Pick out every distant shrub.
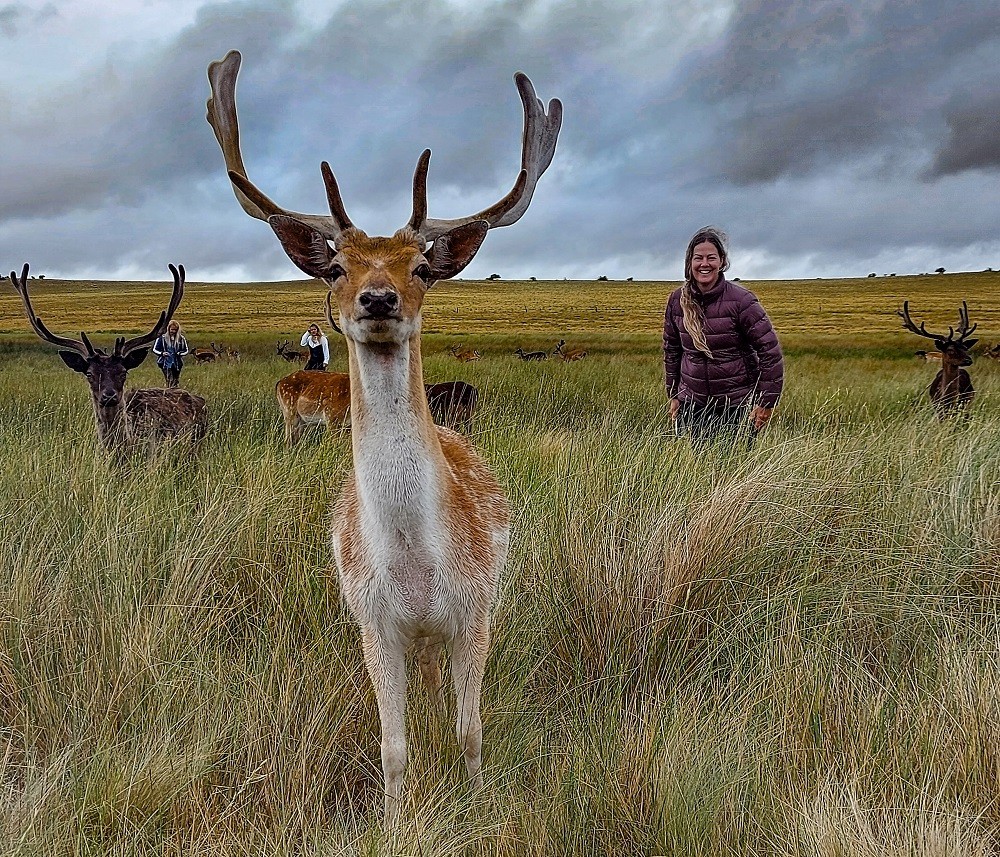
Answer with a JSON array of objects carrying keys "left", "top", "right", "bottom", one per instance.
[
  {"left": 935, "top": 267, "right": 945, "bottom": 274},
  {"left": 597, "top": 275, "right": 608, "bottom": 281},
  {"left": 868, "top": 272, "right": 876, "bottom": 278},
  {"left": 529, "top": 276, "right": 537, "bottom": 281},
  {"left": 626, "top": 277, "right": 633, "bottom": 282},
  {"left": 488, "top": 273, "right": 501, "bottom": 280}
]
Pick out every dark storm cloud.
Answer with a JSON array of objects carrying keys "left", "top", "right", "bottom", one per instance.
[
  {"left": 4, "top": 0, "right": 1000, "bottom": 281},
  {"left": 681, "top": 0, "right": 1000, "bottom": 185}
]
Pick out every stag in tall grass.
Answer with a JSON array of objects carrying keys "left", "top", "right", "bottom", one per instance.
[
  {"left": 8, "top": 263, "right": 207, "bottom": 455},
  {"left": 898, "top": 300, "right": 978, "bottom": 418},
  {"left": 208, "top": 48, "right": 560, "bottom": 821}
]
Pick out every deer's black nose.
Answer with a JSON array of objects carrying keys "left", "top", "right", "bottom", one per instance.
[{"left": 359, "top": 290, "right": 399, "bottom": 318}]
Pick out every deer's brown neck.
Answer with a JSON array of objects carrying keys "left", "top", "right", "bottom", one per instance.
[{"left": 93, "top": 398, "right": 128, "bottom": 447}]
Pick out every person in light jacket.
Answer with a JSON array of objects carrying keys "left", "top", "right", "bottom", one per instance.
[
  {"left": 300, "top": 324, "right": 329, "bottom": 371},
  {"left": 152, "top": 320, "right": 189, "bottom": 388},
  {"left": 663, "top": 226, "right": 783, "bottom": 448}
]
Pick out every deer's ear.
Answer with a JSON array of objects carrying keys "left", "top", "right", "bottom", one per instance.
[
  {"left": 964, "top": 338, "right": 979, "bottom": 349},
  {"left": 268, "top": 215, "right": 338, "bottom": 280},
  {"left": 58, "top": 351, "right": 89, "bottom": 373},
  {"left": 121, "top": 348, "right": 150, "bottom": 370},
  {"left": 426, "top": 221, "right": 489, "bottom": 281}
]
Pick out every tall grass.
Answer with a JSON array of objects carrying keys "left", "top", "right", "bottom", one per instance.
[{"left": 0, "top": 338, "right": 998, "bottom": 855}]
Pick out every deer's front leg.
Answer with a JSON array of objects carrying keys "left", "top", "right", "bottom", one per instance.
[
  {"left": 361, "top": 627, "right": 408, "bottom": 823},
  {"left": 450, "top": 619, "right": 490, "bottom": 788}
]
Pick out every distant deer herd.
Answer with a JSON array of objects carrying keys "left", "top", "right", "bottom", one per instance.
[{"left": 3, "top": 46, "right": 996, "bottom": 829}]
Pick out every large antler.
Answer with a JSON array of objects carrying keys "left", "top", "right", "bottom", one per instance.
[
  {"left": 8, "top": 263, "right": 94, "bottom": 356},
  {"left": 207, "top": 51, "right": 561, "bottom": 245},
  {"left": 407, "top": 72, "right": 562, "bottom": 241},
  {"left": 8, "top": 263, "right": 185, "bottom": 358},
  {"left": 116, "top": 264, "right": 186, "bottom": 357},
  {"left": 206, "top": 50, "right": 352, "bottom": 242},
  {"left": 898, "top": 301, "right": 948, "bottom": 342},
  {"left": 899, "top": 300, "right": 978, "bottom": 346}
]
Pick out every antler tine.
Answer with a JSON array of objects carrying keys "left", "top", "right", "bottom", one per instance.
[
  {"left": 957, "top": 300, "right": 978, "bottom": 340},
  {"left": 415, "top": 72, "right": 562, "bottom": 241},
  {"left": 325, "top": 290, "right": 343, "bottom": 335},
  {"left": 898, "top": 301, "right": 939, "bottom": 341},
  {"left": 207, "top": 50, "right": 348, "bottom": 242},
  {"left": 120, "top": 263, "right": 186, "bottom": 356},
  {"left": 8, "top": 263, "right": 91, "bottom": 355}
]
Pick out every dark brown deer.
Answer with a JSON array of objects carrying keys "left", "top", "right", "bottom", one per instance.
[
  {"left": 985, "top": 343, "right": 1000, "bottom": 362},
  {"left": 514, "top": 346, "right": 547, "bottom": 361},
  {"left": 424, "top": 381, "right": 479, "bottom": 430},
  {"left": 276, "top": 340, "right": 305, "bottom": 362},
  {"left": 898, "top": 300, "right": 978, "bottom": 418},
  {"left": 8, "top": 263, "right": 208, "bottom": 453},
  {"left": 207, "top": 48, "right": 560, "bottom": 822}
]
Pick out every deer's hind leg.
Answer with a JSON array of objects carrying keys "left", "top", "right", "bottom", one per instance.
[{"left": 413, "top": 635, "right": 445, "bottom": 711}]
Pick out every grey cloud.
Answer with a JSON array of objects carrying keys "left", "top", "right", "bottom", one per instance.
[
  {"left": 928, "top": 93, "right": 1000, "bottom": 176},
  {"left": 0, "top": 2, "right": 56, "bottom": 37}
]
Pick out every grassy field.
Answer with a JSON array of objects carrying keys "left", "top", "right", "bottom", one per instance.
[{"left": 0, "top": 275, "right": 998, "bottom": 855}]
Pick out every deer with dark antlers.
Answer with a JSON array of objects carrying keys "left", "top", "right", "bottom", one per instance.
[
  {"left": 207, "top": 49, "right": 560, "bottom": 822},
  {"left": 898, "top": 300, "right": 978, "bottom": 418},
  {"left": 8, "top": 263, "right": 208, "bottom": 454}
]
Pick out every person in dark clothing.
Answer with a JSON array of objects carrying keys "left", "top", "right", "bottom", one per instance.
[
  {"left": 663, "top": 227, "right": 784, "bottom": 448},
  {"left": 152, "top": 320, "right": 189, "bottom": 388},
  {"left": 300, "top": 323, "right": 330, "bottom": 371}
]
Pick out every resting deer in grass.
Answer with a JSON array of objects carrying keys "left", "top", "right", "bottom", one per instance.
[
  {"left": 552, "top": 339, "right": 587, "bottom": 361},
  {"left": 986, "top": 343, "right": 1000, "bottom": 362},
  {"left": 192, "top": 343, "right": 219, "bottom": 363},
  {"left": 514, "top": 346, "right": 547, "bottom": 361},
  {"left": 898, "top": 300, "right": 977, "bottom": 418},
  {"left": 207, "top": 49, "right": 560, "bottom": 820},
  {"left": 449, "top": 344, "right": 481, "bottom": 362},
  {"left": 8, "top": 263, "right": 207, "bottom": 454}
]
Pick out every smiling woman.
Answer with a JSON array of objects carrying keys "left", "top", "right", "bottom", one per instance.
[{"left": 663, "top": 226, "right": 784, "bottom": 449}]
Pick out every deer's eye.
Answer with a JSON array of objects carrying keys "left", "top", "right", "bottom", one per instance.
[
  {"left": 327, "top": 264, "right": 346, "bottom": 281},
  {"left": 414, "top": 263, "right": 432, "bottom": 282}
]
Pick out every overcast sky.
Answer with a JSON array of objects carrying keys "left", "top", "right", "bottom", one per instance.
[{"left": 2, "top": 0, "right": 999, "bottom": 282}]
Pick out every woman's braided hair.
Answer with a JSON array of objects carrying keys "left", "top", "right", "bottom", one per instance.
[{"left": 679, "top": 226, "right": 729, "bottom": 359}]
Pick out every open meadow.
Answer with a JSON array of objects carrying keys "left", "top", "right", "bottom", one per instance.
[{"left": 0, "top": 273, "right": 999, "bottom": 855}]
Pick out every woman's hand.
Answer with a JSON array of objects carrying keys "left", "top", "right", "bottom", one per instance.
[
  {"left": 670, "top": 398, "right": 681, "bottom": 421},
  {"left": 751, "top": 406, "right": 773, "bottom": 430}
]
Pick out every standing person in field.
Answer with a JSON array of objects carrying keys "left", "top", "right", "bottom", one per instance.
[
  {"left": 300, "top": 323, "right": 330, "bottom": 371},
  {"left": 152, "top": 320, "right": 189, "bottom": 388},
  {"left": 663, "top": 226, "right": 784, "bottom": 448}
]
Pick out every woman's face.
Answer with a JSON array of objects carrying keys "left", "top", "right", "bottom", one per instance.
[
  {"left": 691, "top": 241, "right": 722, "bottom": 289},
  {"left": 168, "top": 322, "right": 179, "bottom": 335},
  {"left": 309, "top": 326, "right": 319, "bottom": 337}
]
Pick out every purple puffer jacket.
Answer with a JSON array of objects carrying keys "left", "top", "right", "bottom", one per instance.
[{"left": 663, "top": 278, "right": 784, "bottom": 408}]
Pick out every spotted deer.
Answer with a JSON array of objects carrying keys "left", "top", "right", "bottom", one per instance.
[
  {"left": 449, "top": 344, "right": 481, "bottom": 362},
  {"left": 208, "top": 49, "right": 560, "bottom": 821},
  {"left": 899, "top": 300, "right": 978, "bottom": 418},
  {"left": 552, "top": 339, "right": 587, "bottom": 361},
  {"left": 8, "top": 263, "right": 207, "bottom": 454}
]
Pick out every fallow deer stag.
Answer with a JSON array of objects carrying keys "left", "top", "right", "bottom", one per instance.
[
  {"left": 207, "top": 48, "right": 560, "bottom": 821},
  {"left": 552, "top": 339, "right": 587, "bottom": 361},
  {"left": 276, "top": 340, "right": 305, "bottom": 362},
  {"left": 192, "top": 342, "right": 220, "bottom": 363},
  {"left": 8, "top": 263, "right": 208, "bottom": 454},
  {"left": 898, "top": 300, "right": 978, "bottom": 418}
]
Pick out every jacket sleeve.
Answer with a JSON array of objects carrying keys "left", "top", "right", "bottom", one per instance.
[
  {"left": 738, "top": 296, "right": 783, "bottom": 408},
  {"left": 321, "top": 336, "right": 330, "bottom": 365},
  {"left": 152, "top": 335, "right": 164, "bottom": 356},
  {"left": 178, "top": 336, "right": 189, "bottom": 357},
  {"left": 300, "top": 332, "right": 310, "bottom": 347},
  {"left": 662, "top": 293, "right": 682, "bottom": 398}
]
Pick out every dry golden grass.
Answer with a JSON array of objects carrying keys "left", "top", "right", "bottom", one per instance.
[{"left": 1, "top": 271, "right": 997, "bottom": 344}]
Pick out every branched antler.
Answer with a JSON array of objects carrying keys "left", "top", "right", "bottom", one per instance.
[
  {"left": 8, "top": 263, "right": 185, "bottom": 356},
  {"left": 207, "top": 50, "right": 562, "bottom": 245},
  {"left": 899, "top": 300, "right": 979, "bottom": 347}
]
